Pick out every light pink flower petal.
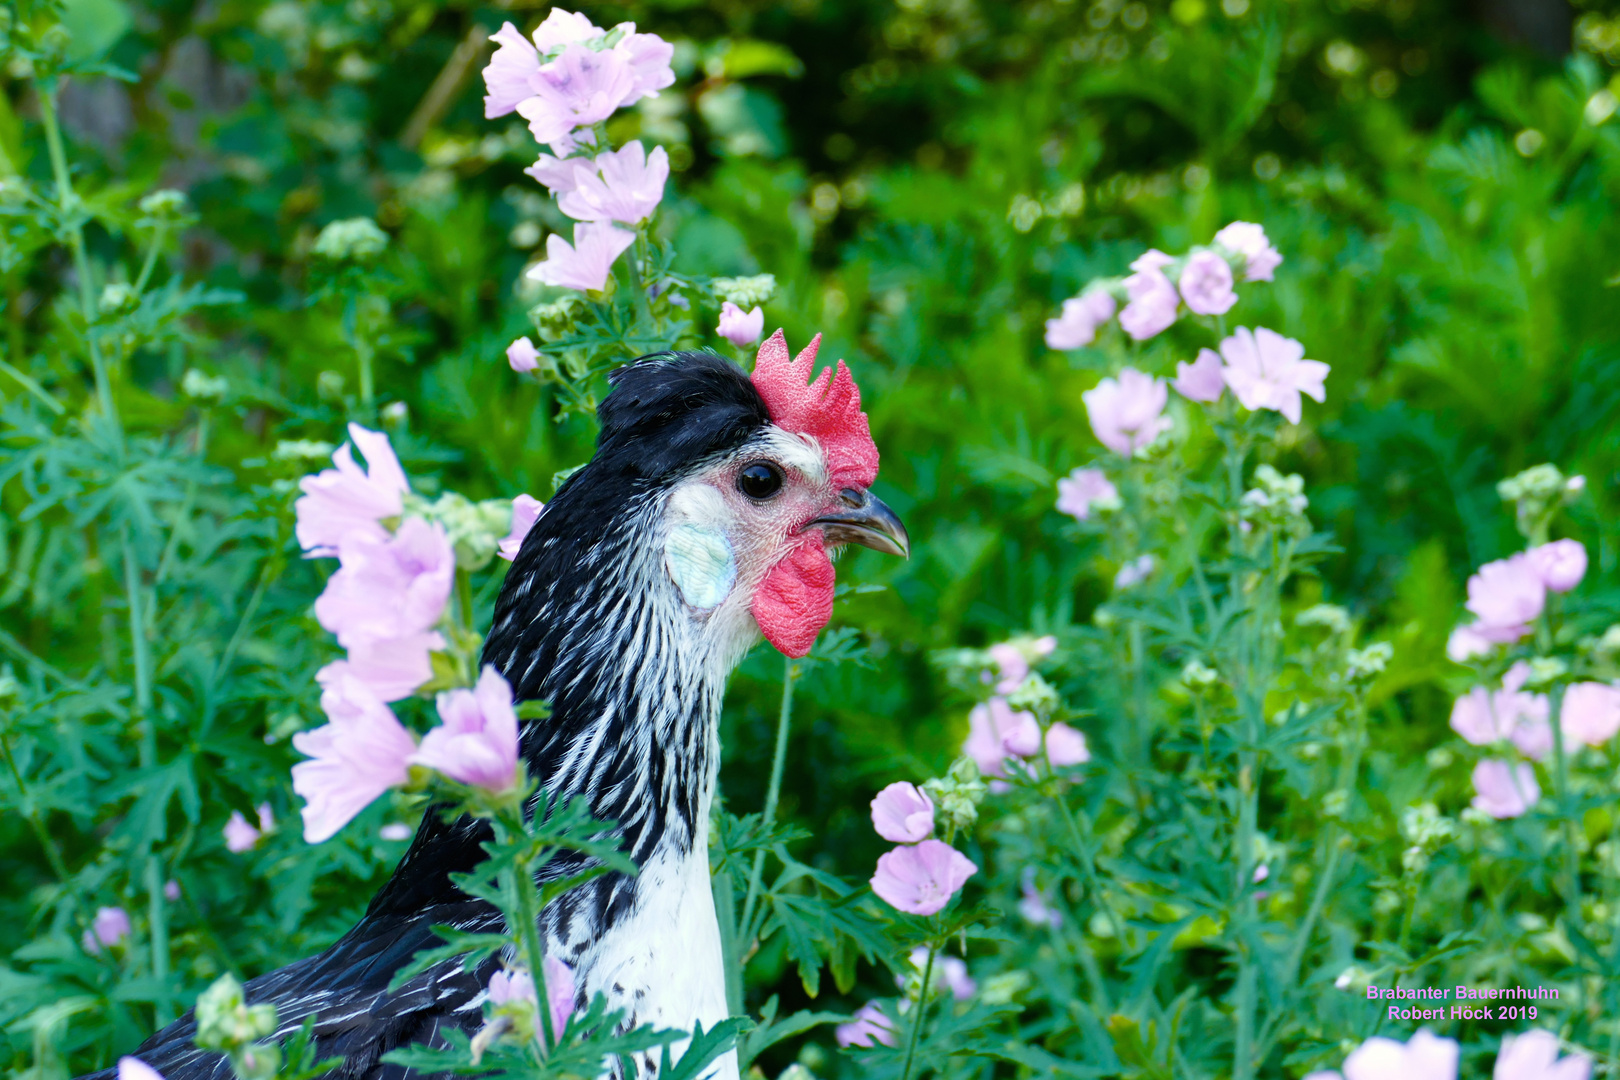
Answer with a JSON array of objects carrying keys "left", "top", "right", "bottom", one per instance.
[
  {"left": 871, "top": 839, "right": 977, "bottom": 915},
  {"left": 1465, "top": 553, "right": 1546, "bottom": 640},
  {"left": 987, "top": 642, "right": 1028, "bottom": 694},
  {"left": 1446, "top": 623, "right": 1495, "bottom": 662},
  {"left": 1526, "top": 539, "right": 1586, "bottom": 593},
  {"left": 294, "top": 425, "right": 409, "bottom": 557},
  {"left": 1118, "top": 269, "right": 1179, "bottom": 340},
  {"left": 507, "top": 336, "right": 540, "bottom": 373},
  {"left": 483, "top": 22, "right": 543, "bottom": 119},
  {"left": 1218, "top": 326, "right": 1327, "bottom": 425},
  {"left": 1045, "top": 722, "right": 1090, "bottom": 767},
  {"left": 716, "top": 301, "right": 765, "bottom": 348},
  {"left": 515, "top": 44, "right": 636, "bottom": 146},
  {"left": 614, "top": 28, "right": 676, "bottom": 103},
  {"left": 557, "top": 142, "right": 669, "bottom": 225},
  {"left": 1174, "top": 348, "right": 1226, "bottom": 403},
  {"left": 1213, "top": 221, "right": 1284, "bottom": 282},
  {"left": 1055, "top": 467, "right": 1117, "bottom": 521},
  {"left": 1344, "top": 1030, "right": 1458, "bottom": 1080},
  {"left": 85, "top": 906, "right": 132, "bottom": 953},
  {"left": 530, "top": 9, "right": 602, "bottom": 52},
  {"left": 223, "top": 811, "right": 260, "bottom": 853},
  {"left": 1083, "top": 367, "right": 1171, "bottom": 455},
  {"left": 498, "top": 494, "right": 545, "bottom": 562},
  {"left": 314, "top": 517, "right": 455, "bottom": 646},
  {"left": 870, "top": 782, "right": 935, "bottom": 843},
  {"left": 119, "top": 1059, "right": 166, "bottom": 1080},
  {"left": 1471, "top": 759, "right": 1540, "bottom": 820},
  {"left": 528, "top": 221, "right": 636, "bottom": 292},
  {"left": 1179, "top": 250, "right": 1238, "bottom": 315},
  {"left": 412, "top": 666, "right": 522, "bottom": 792},
  {"left": 835, "top": 1002, "right": 896, "bottom": 1048},
  {"left": 544, "top": 954, "right": 577, "bottom": 1034},
  {"left": 1045, "top": 290, "right": 1116, "bottom": 349},
  {"left": 1494, "top": 1029, "right": 1590, "bottom": 1080},
  {"left": 292, "top": 672, "right": 418, "bottom": 842},
  {"left": 1561, "top": 682, "right": 1620, "bottom": 747}
]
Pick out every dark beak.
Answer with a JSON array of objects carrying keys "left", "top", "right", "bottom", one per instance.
[{"left": 811, "top": 488, "right": 910, "bottom": 559}]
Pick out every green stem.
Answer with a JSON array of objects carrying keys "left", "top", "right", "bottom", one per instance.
[
  {"left": 134, "top": 223, "right": 168, "bottom": 295},
  {"left": 1550, "top": 686, "right": 1580, "bottom": 923},
  {"left": 1052, "top": 788, "right": 1123, "bottom": 943},
  {"left": 153, "top": 413, "right": 208, "bottom": 595},
  {"left": 457, "top": 567, "right": 475, "bottom": 634},
  {"left": 507, "top": 824, "right": 557, "bottom": 1051},
  {"left": 714, "top": 869, "right": 743, "bottom": 1016},
  {"left": 739, "top": 655, "right": 796, "bottom": 950},
  {"left": 1233, "top": 758, "right": 1258, "bottom": 1080},
  {"left": 210, "top": 562, "right": 272, "bottom": 691},
  {"left": 39, "top": 86, "right": 114, "bottom": 425},
  {"left": 146, "top": 853, "right": 173, "bottom": 1023},
  {"left": 620, "top": 241, "right": 654, "bottom": 342},
  {"left": 122, "top": 528, "right": 155, "bottom": 754},
  {"left": 0, "top": 723, "right": 70, "bottom": 879},
  {"left": 898, "top": 943, "right": 938, "bottom": 1080},
  {"left": 343, "top": 295, "right": 375, "bottom": 408}
]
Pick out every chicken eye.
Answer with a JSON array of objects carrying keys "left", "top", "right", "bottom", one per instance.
[{"left": 737, "top": 462, "right": 784, "bottom": 500}]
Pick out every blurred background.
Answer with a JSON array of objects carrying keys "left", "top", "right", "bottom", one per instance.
[{"left": 3, "top": 0, "right": 1620, "bottom": 1072}]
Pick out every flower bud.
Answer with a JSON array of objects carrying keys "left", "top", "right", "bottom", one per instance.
[
  {"left": 1005, "top": 673, "right": 1060, "bottom": 719},
  {"left": 100, "top": 282, "right": 139, "bottom": 315},
  {"left": 711, "top": 273, "right": 777, "bottom": 308},
  {"left": 316, "top": 370, "right": 345, "bottom": 400},
  {"left": 313, "top": 217, "right": 389, "bottom": 262},
  {"left": 1181, "top": 659, "right": 1219, "bottom": 689},
  {"left": 921, "top": 757, "right": 988, "bottom": 834},
  {"left": 138, "top": 189, "right": 191, "bottom": 220},
  {"left": 1345, "top": 641, "right": 1392, "bottom": 680},
  {"left": 181, "top": 369, "right": 228, "bottom": 402},
  {"left": 194, "top": 973, "right": 278, "bottom": 1052}
]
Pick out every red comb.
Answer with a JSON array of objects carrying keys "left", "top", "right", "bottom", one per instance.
[{"left": 750, "top": 329, "right": 879, "bottom": 489}]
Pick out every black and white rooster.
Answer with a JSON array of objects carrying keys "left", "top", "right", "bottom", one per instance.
[{"left": 101, "top": 331, "right": 908, "bottom": 1080}]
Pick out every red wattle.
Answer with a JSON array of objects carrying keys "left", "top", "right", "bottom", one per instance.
[{"left": 751, "top": 537, "right": 836, "bottom": 658}]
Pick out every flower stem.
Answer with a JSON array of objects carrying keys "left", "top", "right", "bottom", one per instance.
[
  {"left": 740, "top": 655, "right": 796, "bottom": 949},
  {"left": 506, "top": 820, "right": 557, "bottom": 1052},
  {"left": 899, "top": 943, "right": 938, "bottom": 1080},
  {"left": 38, "top": 85, "right": 114, "bottom": 426},
  {"left": 134, "top": 222, "right": 168, "bottom": 296}
]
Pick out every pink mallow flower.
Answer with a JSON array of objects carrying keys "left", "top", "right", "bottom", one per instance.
[
  {"left": 1493, "top": 1029, "right": 1591, "bottom": 1080},
  {"left": 317, "top": 631, "right": 444, "bottom": 704},
  {"left": 498, "top": 495, "right": 545, "bottom": 562},
  {"left": 482, "top": 22, "right": 546, "bottom": 119},
  {"left": 1471, "top": 759, "right": 1540, "bottom": 820},
  {"left": 488, "top": 958, "right": 575, "bottom": 1036},
  {"left": 1320, "top": 1029, "right": 1458, "bottom": 1080},
  {"left": 1056, "top": 467, "right": 1118, "bottom": 521},
  {"left": 1018, "top": 868, "right": 1063, "bottom": 928},
  {"left": 412, "top": 666, "right": 523, "bottom": 792},
  {"left": 963, "top": 698, "right": 1042, "bottom": 777},
  {"left": 987, "top": 642, "right": 1028, "bottom": 693},
  {"left": 1561, "top": 682, "right": 1620, "bottom": 747},
  {"left": 315, "top": 516, "right": 455, "bottom": 650},
  {"left": 903, "top": 946, "right": 976, "bottom": 1000},
  {"left": 1118, "top": 267, "right": 1180, "bottom": 341},
  {"left": 871, "top": 839, "right": 977, "bottom": 916},
  {"left": 1179, "top": 250, "right": 1237, "bottom": 315},
  {"left": 507, "top": 336, "right": 540, "bottom": 373},
  {"left": 1056, "top": 467, "right": 1119, "bottom": 522},
  {"left": 1045, "top": 722, "right": 1090, "bottom": 767},
  {"left": 223, "top": 804, "right": 273, "bottom": 853},
  {"left": 871, "top": 782, "right": 935, "bottom": 843},
  {"left": 1447, "top": 623, "right": 1496, "bottom": 662},
  {"left": 119, "top": 1059, "right": 165, "bottom": 1080},
  {"left": 1527, "top": 539, "right": 1586, "bottom": 593},
  {"left": 1213, "top": 221, "right": 1283, "bottom": 282},
  {"left": 294, "top": 424, "right": 409, "bottom": 557},
  {"left": 1083, "top": 368, "right": 1171, "bottom": 456},
  {"left": 1465, "top": 553, "right": 1546, "bottom": 644},
  {"left": 1174, "top": 348, "right": 1226, "bottom": 403},
  {"left": 515, "top": 44, "right": 636, "bottom": 146},
  {"left": 835, "top": 1002, "right": 896, "bottom": 1048},
  {"left": 292, "top": 672, "right": 418, "bottom": 843},
  {"left": 83, "top": 906, "right": 131, "bottom": 954},
  {"left": 1045, "top": 290, "right": 1116, "bottom": 349},
  {"left": 1450, "top": 663, "right": 1551, "bottom": 760},
  {"left": 526, "top": 152, "right": 583, "bottom": 193},
  {"left": 1115, "top": 554, "right": 1156, "bottom": 590},
  {"left": 716, "top": 302, "right": 765, "bottom": 348},
  {"left": 1218, "top": 327, "right": 1328, "bottom": 424},
  {"left": 558, "top": 142, "right": 669, "bottom": 225},
  {"left": 528, "top": 221, "right": 636, "bottom": 292}
]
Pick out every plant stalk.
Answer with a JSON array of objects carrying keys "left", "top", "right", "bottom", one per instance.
[
  {"left": 898, "top": 943, "right": 938, "bottom": 1080},
  {"left": 739, "top": 655, "right": 796, "bottom": 947}
]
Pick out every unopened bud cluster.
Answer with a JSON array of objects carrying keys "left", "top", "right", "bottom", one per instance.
[
  {"left": 194, "top": 974, "right": 280, "bottom": 1080},
  {"left": 922, "top": 757, "right": 988, "bottom": 834},
  {"left": 313, "top": 217, "right": 390, "bottom": 263},
  {"left": 1498, "top": 463, "right": 1584, "bottom": 541},
  {"left": 1239, "top": 465, "right": 1309, "bottom": 531},
  {"left": 402, "top": 492, "right": 513, "bottom": 572},
  {"left": 711, "top": 274, "right": 776, "bottom": 308}
]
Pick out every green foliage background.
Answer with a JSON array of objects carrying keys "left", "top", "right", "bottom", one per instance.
[{"left": 3, "top": 0, "right": 1620, "bottom": 1076}]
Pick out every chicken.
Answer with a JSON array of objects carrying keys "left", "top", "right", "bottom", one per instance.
[{"left": 98, "top": 332, "right": 907, "bottom": 1080}]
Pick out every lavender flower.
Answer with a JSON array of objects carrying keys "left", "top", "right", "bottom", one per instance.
[
  {"left": 1055, "top": 467, "right": 1119, "bottom": 521},
  {"left": 294, "top": 424, "right": 409, "bottom": 557},
  {"left": 557, "top": 142, "right": 669, "bottom": 225},
  {"left": 1083, "top": 368, "right": 1171, "bottom": 456},
  {"left": 1213, "top": 221, "right": 1283, "bottom": 282},
  {"left": 716, "top": 301, "right": 765, "bottom": 348},
  {"left": 870, "top": 781, "right": 935, "bottom": 843},
  {"left": 1044, "top": 290, "right": 1116, "bottom": 349},
  {"left": 1179, "top": 250, "right": 1237, "bottom": 315},
  {"left": 1470, "top": 759, "right": 1540, "bottom": 819},
  {"left": 871, "top": 839, "right": 977, "bottom": 915},
  {"left": 498, "top": 494, "right": 545, "bottom": 562},
  {"left": 1173, "top": 348, "right": 1226, "bottom": 402},
  {"left": 83, "top": 906, "right": 131, "bottom": 954},
  {"left": 412, "top": 667, "right": 523, "bottom": 793},
  {"left": 507, "top": 337, "right": 540, "bottom": 373},
  {"left": 835, "top": 1002, "right": 896, "bottom": 1048},
  {"left": 1218, "top": 327, "right": 1328, "bottom": 424},
  {"left": 291, "top": 672, "right": 418, "bottom": 843},
  {"left": 527, "top": 221, "right": 636, "bottom": 292}
]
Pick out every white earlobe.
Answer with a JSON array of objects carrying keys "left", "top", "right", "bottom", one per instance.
[{"left": 665, "top": 523, "right": 736, "bottom": 611}]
